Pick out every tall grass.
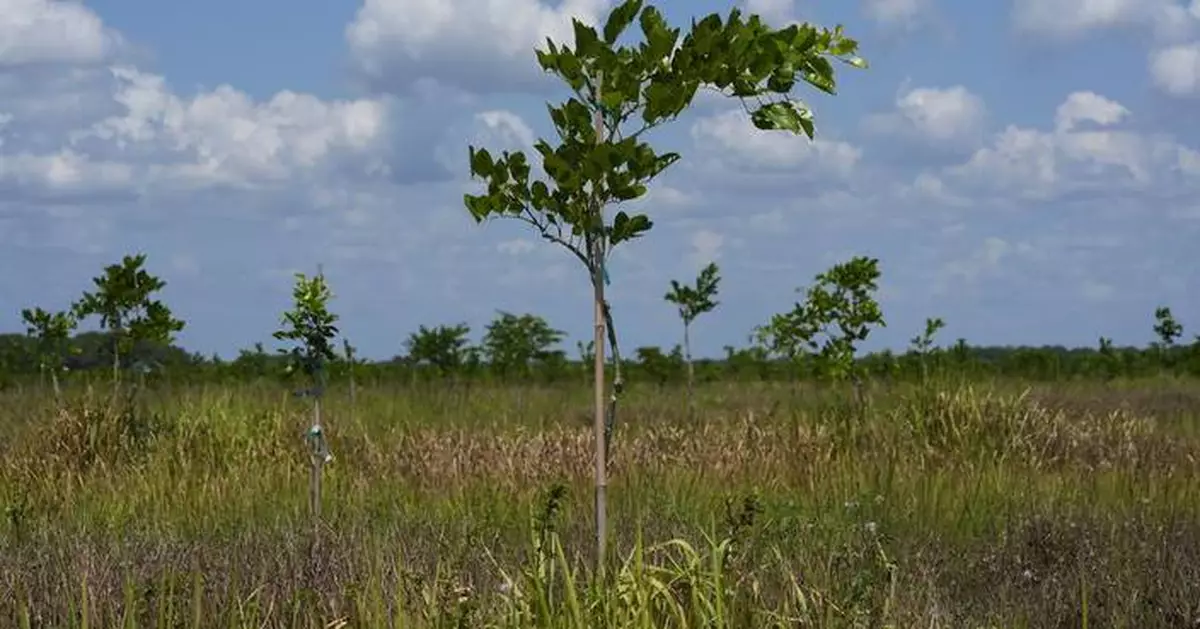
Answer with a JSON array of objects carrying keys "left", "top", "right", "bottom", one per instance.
[{"left": 1, "top": 378, "right": 1198, "bottom": 627}]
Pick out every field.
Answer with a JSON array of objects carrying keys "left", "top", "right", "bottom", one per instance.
[{"left": 1, "top": 377, "right": 1199, "bottom": 628}]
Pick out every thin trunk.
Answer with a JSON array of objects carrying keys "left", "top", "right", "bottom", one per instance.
[
  {"left": 591, "top": 72, "right": 608, "bottom": 579},
  {"left": 111, "top": 331, "right": 122, "bottom": 406},
  {"left": 309, "top": 396, "right": 323, "bottom": 553},
  {"left": 684, "top": 321, "right": 695, "bottom": 418}
]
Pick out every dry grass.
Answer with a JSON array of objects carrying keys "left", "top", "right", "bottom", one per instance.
[{"left": 1, "top": 378, "right": 1198, "bottom": 627}]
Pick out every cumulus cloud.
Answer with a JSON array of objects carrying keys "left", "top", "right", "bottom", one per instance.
[
  {"left": 0, "top": 0, "right": 122, "bottom": 67},
  {"left": 1150, "top": 42, "right": 1200, "bottom": 95},
  {"left": 0, "top": 64, "right": 396, "bottom": 201},
  {"left": 864, "top": 84, "right": 986, "bottom": 148},
  {"left": 346, "top": 0, "right": 610, "bottom": 94},
  {"left": 1012, "top": 0, "right": 1186, "bottom": 38},
  {"left": 935, "top": 91, "right": 1198, "bottom": 200}
]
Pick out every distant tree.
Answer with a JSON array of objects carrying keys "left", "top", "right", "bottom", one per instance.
[
  {"left": 1097, "top": 336, "right": 1118, "bottom": 381},
  {"left": 664, "top": 262, "right": 721, "bottom": 415},
  {"left": 72, "top": 253, "right": 185, "bottom": 393},
  {"left": 1153, "top": 306, "right": 1183, "bottom": 372},
  {"left": 404, "top": 323, "right": 473, "bottom": 378},
  {"left": 20, "top": 306, "right": 76, "bottom": 401},
  {"left": 577, "top": 339, "right": 596, "bottom": 385},
  {"left": 909, "top": 317, "right": 945, "bottom": 384},
  {"left": 232, "top": 342, "right": 275, "bottom": 379},
  {"left": 635, "top": 344, "right": 685, "bottom": 387},
  {"left": 481, "top": 311, "right": 565, "bottom": 380},
  {"left": 757, "top": 257, "right": 885, "bottom": 404}
]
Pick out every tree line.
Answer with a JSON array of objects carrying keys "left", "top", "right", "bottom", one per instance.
[{"left": 3, "top": 252, "right": 1197, "bottom": 392}]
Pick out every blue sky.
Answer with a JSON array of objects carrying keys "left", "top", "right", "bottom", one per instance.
[{"left": 1, "top": 0, "right": 1198, "bottom": 360}]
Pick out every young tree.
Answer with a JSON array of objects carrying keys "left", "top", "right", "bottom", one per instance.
[
  {"left": 20, "top": 306, "right": 76, "bottom": 402},
  {"left": 664, "top": 261, "right": 720, "bottom": 416},
  {"left": 756, "top": 257, "right": 885, "bottom": 404},
  {"left": 909, "top": 316, "right": 945, "bottom": 384},
  {"left": 403, "top": 323, "right": 473, "bottom": 379},
  {"left": 342, "top": 338, "right": 358, "bottom": 410},
  {"left": 273, "top": 269, "right": 340, "bottom": 550},
  {"left": 72, "top": 253, "right": 185, "bottom": 394},
  {"left": 1097, "top": 335, "right": 1118, "bottom": 381},
  {"left": 463, "top": 0, "right": 864, "bottom": 569},
  {"left": 1152, "top": 306, "right": 1183, "bottom": 372},
  {"left": 481, "top": 311, "right": 566, "bottom": 380}
]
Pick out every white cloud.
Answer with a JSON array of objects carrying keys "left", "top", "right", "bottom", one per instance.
[
  {"left": 687, "top": 228, "right": 724, "bottom": 268},
  {"left": 1012, "top": 0, "right": 1175, "bottom": 37},
  {"left": 864, "top": 85, "right": 986, "bottom": 147},
  {"left": 937, "top": 91, "right": 1198, "bottom": 200},
  {"left": 1053, "top": 91, "right": 1129, "bottom": 132},
  {"left": 1150, "top": 42, "right": 1200, "bottom": 96},
  {"left": 742, "top": 0, "right": 797, "bottom": 26},
  {"left": 346, "top": 0, "right": 610, "bottom": 94},
  {"left": 435, "top": 108, "right": 535, "bottom": 175},
  {"left": 690, "top": 109, "right": 861, "bottom": 177},
  {"left": 935, "top": 236, "right": 1033, "bottom": 293},
  {"left": 16, "top": 66, "right": 394, "bottom": 194},
  {"left": 0, "top": 0, "right": 120, "bottom": 66},
  {"left": 863, "top": 0, "right": 934, "bottom": 29},
  {"left": 0, "top": 149, "right": 133, "bottom": 194}
]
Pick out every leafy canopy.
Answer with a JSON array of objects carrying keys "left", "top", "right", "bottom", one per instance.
[
  {"left": 73, "top": 254, "right": 185, "bottom": 363},
  {"left": 482, "top": 311, "right": 566, "bottom": 376},
  {"left": 464, "top": 0, "right": 865, "bottom": 278},
  {"left": 665, "top": 262, "right": 721, "bottom": 325},
  {"left": 21, "top": 307, "right": 77, "bottom": 371},
  {"left": 273, "top": 271, "right": 340, "bottom": 384},
  {"left": 756, "top": 256, "right": 885, "bottom": 381},
  {"left": 404, "top": 323, "right": 474, "bottom": 375},
  {"left": 1153, "top": 306, "right": 1183, "bottom": 348}
]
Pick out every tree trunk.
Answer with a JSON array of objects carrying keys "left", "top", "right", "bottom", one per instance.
[
  {"left": 591, "top": 73, "right": 608, "bottom": 579},
  {"left": 684, "top": 321, "right": 695, "bottom": 419}
]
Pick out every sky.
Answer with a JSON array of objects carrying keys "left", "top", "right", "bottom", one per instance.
[{"left": 0, "top": 0, "right": 1198, "bottom": 361}]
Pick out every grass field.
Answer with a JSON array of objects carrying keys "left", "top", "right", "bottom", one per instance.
[{"left": 1, "top": 378, "right": 1198, "bottom": 627}]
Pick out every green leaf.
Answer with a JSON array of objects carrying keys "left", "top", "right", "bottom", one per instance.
[
  {"left": 639, "top": 5, "right": 677, "bottom": 62},
  {"left": 573, "top": 19, "right": 602, "bottom": 58},
  {"left": 750, "top": 101, "right": 813, "bottom": 138},
  {"left": 468, "top": 146, "right": 494, "bottom": 177},
  {"left": 603, "top": 0, "right": 642, "bottom": 44},
  {"left": 610, "top": 211, "right": 652, "bottom": 245}
]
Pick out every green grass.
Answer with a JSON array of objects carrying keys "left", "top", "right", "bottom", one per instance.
[{"left": 1, "top": 378, "right": 1198, "bottom": 627}]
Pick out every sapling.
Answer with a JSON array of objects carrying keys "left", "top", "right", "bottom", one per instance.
[
  {"left": 464, "top": 0, "right": 864, "bottom": 570},
  {"left": 664, "top": 262, "right": 721, "bottom": 417},
  {"left": 20, "top": 306, "right": 76, "bottom": 403},
  {"left": 910, "top": 317, "right": 945, "bottom": 385},
  {"left": 755, "top": 256, "right": 886, "bottom": 407},
  {"left": 577, "top": 339, "right": 595, "bottom": 385},
  {"left": 72, "top": 253, "right": 185, "bottom": 402},
  {"left": 1152, "top": 306, "right": 1183, "bottom": 372},
  {"left": 272, "top": 268, "right": 339, "bottom": 552},
  {"left": 799, "top": 257, "right": 885, "bottom": 405},
  {"left": 342, "top": 338, "right": 357, "bottom": 418},
  {"left": 1097, "top": 336, "right": 1118, "bottom": 381}
]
